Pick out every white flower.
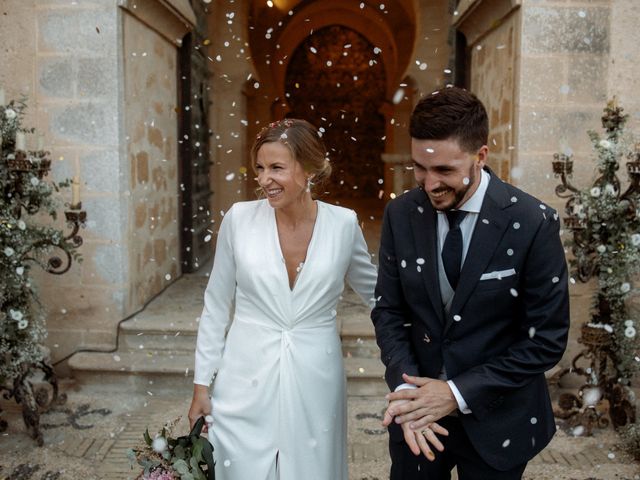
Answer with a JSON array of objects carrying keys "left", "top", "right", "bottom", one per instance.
[
  {"left": 30, "top": 177, "right": 40, "bottom": 186},
  {"left": 16, "top": 266, "right": 24, "bottom": 276},
  {"left": 621, "top": 283, "right": 631, "bottom": 293},
  {"left": 625, "top": 320, "right": 634, "bottom": 327},
  {"left": 596, "top": 245, "right": 606, "bottom": 254},
  {"left": 4, "top": 247, "right": 15, "bottom": 257},
  {"left": 631, "top": 234, "right": 640, "bottom": 247},
  {"left": 599, "top": 139, "right": 611, "bottom": 149},
  {"left": 152, "top": 436, "right": 168, "bottom": 453},
  {"left": 604, "top": 184, "right": 616, "bottom": 196},
  {"left": 590, "top": 187, "right": 601, "bottom": 197},
  {"left": 17, "top": 220, "right": 26, "bottom": 230},
  {"left": 10, "top": 309, "right": 23, "bottom": 321},
  {"left": 4, "top": 108, "right": 17, "bottom": 120},
  {"left": 625, "top": 326, "right": 637, "bottom": 338},
  {"left": 18, "top": 319, "right": 28, "bottom": 330}
]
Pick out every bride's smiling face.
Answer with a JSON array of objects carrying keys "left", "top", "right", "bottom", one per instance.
[{"left": 255, "top": 141, "right": 309, "bottom": 209}]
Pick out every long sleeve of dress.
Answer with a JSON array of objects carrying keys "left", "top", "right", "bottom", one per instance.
[
  {"left": 345, "top": 212, "right": 378, "bottom": 309},
  {"left": 194, "top": 205, "right": 237, "bottom": 386}
]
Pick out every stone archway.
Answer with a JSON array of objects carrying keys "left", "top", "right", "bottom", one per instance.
[{"left": 285, "top": 25, "right": 386, "bottom": 199}]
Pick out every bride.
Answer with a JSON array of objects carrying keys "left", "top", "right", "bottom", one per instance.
[{"left": 188, "top": 118, "right": 440, "bottom": 479}]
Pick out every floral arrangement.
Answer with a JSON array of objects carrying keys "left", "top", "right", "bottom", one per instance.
[
  {"left": 127, "top": 416, "right": 215, "bottom": 480},
  {"left": 0, "top": 97, "right": 79, "bottom": 390},
  {"left": 566, "top": 101, "right": 640, "bottom": 379}
]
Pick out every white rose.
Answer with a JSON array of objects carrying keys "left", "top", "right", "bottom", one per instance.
[
  {"left": 631, "top": 233, "right": 640, "bottom": 247},
  {"left": 625, "top": 326, "right": 637, "bottom": 338},
  {"left": 152, "top": 436, "right": 167, "bottom": 453},
  {"left": 18, "top": 319, "right": 28, "bottom": 330},
  {"left": 621, "top": 282, "right": 631, "bottom": 293},
  {"left": 599, "top": 139, "right": 611, "bottom": 149},
  {"left": 597, "top": 245, "right": 606, "bottom": 254},
  {"left": 590, "top": 187, "right": 601, "bottom": 197},
  {"left": 4, "top": 247, "right": 15, "bottom": 257},
  {"left": 4, "top": 108, "right": 17, "bottom": 120},
  {"left": 17, "top": 220, "right": 26, "bottom": 230},
  {"left": 9, "top": 309, "right": 23, "bottom": 321}
]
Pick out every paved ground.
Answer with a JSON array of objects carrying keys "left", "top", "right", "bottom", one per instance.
[{"left": 1, "top": 381, "right": 639, "bottom": 479}]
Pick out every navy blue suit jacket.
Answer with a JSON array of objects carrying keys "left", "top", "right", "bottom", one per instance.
[{"left": 371, "top": 169, "right": 570, "bottom": 470}]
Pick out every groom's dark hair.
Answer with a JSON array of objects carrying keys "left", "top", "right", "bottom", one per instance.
[{"left": 409, "top": 86, "right": 488, "bottom": 153}]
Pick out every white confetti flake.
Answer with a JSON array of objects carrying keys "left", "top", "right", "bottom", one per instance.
[
  {"left": 225, "top": 172, "right": 235, "bottom": 181},
  {"left": 310, "top": 46, "right": 317, "bottom": 54},
  {"left": 513, "top": 222, "right": 521, "bottom": 230},
  {"left": 113, "top": 355, "right": 121, "bottom": 362},
  {"left": 507, "top": 249, "right": 514, "bottom": 256},
  {"left": 572, "top": 425, "right": 585, "bottom": 436},
  {"left": 416, "top": 258, "right": 425, "bottom": 265},
  {"left": 392, "top": 88, "right": 405, "bottom": 105},
  {"left": 502, "top": 439, "right": 511, "bottom": 448},
  {"left": 373, "top": 47, "right": 382, "bottom": 54},
  {"left": 530, "top": 417, "right": 537, "bottom": 424},
  {"left": 462, "top": 177, "right": 470, "bottom": 185},
  {"left": 578, "top": 10, "right": 586, "bottom": 18},
  {"left": 204, "top": 234, "right": 212, "bottom": 243},
  {"left": 417, "top": 206, "right": 424, "bottom": 214},
  {"left": 400, "top": 260, "right": 407, "bottom": 268},
  {"left": 453, "top": 315, "right": 462, "bottom": 322},
  {"left": 165, "top": 274, "right": 171, "bottom": 281},
  {"left": 326, "top": 60, "right": 332, "bottom": 67},
  {"left": 418, "top": 62, "right": 427, "bottom": 71},
  {"left": 583, "top": 387, "right": 602, "bottom": 406},
  {"left": 360, "top": 2, "right": 365, "bottom": 8},
  {"left": 528, "top": 327, "right": 536, "bottom": 338},
  {"left": 509, "top": 288, "right": 518, "bottom": 297},
  {"left": 223, "top": 460, "right": 231, "bottom": 467},
  {"left": 608, "top": 452, "right": 615, "bottom": 460},
  {"left": 510, "top": 196, "right": 518, "bottom": 203},
  {"left": 552, "top": 276, "right": 560, "bottom": 283}
]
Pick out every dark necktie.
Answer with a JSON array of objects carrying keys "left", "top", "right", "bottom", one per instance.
[{"left": 442, "top": 210, "right": 468, "bottom": 290}]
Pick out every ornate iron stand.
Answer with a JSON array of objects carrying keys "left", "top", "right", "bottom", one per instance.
[
  {"left": 0, "top": 149, "right": 87, "bottom": 446},
  {"left": 552, "top": 102, "right": 640, "bottom": 434}
]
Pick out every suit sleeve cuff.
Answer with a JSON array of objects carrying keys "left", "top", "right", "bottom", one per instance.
[{"left": 447, "top": 380, "right": 472, "bottom": 414}]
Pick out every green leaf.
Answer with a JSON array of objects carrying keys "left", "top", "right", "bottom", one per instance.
[
  {"left": 192, "top": 438, "right": 204, "bottom": 463},
  {"left": 144, "top": 428, "right": 152, "bottom": 446},
  {"left": 174, "top": 444, "right": 186, "bottom": 459},
  {"left": 173, "top": 459, "right": 190, "bottom": 474}
]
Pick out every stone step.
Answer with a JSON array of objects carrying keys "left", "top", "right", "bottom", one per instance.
[
  {"left": 120, "top": 315, "right": 199, "bottom": 351},
  {"left": 69, "top": 347, "right": 389, "bottom": 396}
]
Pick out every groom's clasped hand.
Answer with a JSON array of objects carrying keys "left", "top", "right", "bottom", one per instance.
[{"left": 382, "top": 373, "right": 453, "bottom": 461}]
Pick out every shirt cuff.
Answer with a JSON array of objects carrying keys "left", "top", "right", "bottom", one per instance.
[
  {"left": 447, "top": 380, "right": 472, "bottom": 414},
  {"left": 395, "top": 383, "right": 418, "bottom": 391}
]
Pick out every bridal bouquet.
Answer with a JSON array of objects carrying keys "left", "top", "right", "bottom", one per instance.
[{"left": 127, "top": 416, "right": 215, "bottom": 480}]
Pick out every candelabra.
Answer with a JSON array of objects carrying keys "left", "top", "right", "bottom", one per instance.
[
  {"left": 0, "top": 147, "right": 86, "bottom": 446},
  {"left": 552, "top": 100, "right": 640, "bottom": 435}
]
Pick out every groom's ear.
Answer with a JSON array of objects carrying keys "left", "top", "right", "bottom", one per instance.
[{"left": 476, "top": 145, "right": 489, "bottom": 168}]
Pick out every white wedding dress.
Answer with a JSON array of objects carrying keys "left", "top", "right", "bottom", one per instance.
[{"left": 194, "top": 199, "right": 377, "bottom": 480}]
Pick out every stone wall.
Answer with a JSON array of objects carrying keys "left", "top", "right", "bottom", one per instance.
[
  {"left": 123, "top": 11, "right": 180, "bottom": 308},
  {"left": 0, "top": 0, "right": 194, "bottom": 365}
]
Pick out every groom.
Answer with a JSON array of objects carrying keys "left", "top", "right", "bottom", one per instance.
[{"left": 371, "top": 87, "right": 569, "bottom": 479}]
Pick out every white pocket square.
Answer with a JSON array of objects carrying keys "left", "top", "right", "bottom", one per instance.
[{"left": 480, "top": 268, "right": 516, "bottom": 281}]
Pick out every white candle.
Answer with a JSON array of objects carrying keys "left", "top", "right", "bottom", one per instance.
[
  {"left": 71, "top": 176, "right": 81, "bottom": 207},
  {"left": 0, "top": 88, "right": 5, "bottom": 105},
  {"left": 16, "top": 132, "right": 26, "bottom": 151}
]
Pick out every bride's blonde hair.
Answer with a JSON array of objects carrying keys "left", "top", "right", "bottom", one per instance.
[{"left": 251, "top": 118, "right": 331, "bottom": 196}]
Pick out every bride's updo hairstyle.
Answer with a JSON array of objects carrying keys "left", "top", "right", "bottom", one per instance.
[{"left": 251, "top": 118, "right": 331, "bottom": 195}]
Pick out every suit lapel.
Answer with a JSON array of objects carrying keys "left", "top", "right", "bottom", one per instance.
[
  {"left": 444, "top": 172, "right": 512, "bottom": 335},
  {"left": 409, "top": 194, "right": 445, "bottom": 325}
]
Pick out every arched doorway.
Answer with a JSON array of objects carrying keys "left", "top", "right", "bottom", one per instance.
[{"left": 285, "top": 25, "right": 386, "bottom": 200}]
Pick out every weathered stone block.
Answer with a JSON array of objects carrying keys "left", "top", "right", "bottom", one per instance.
[
  {"left": 93, "top": 243, "right": 127, "bottom": 284},
  {"left": 51, "top": 101, "right": 118, "bottom": 145},
  {"left": 522, "top": 6, "right": 610, "bottom": 54},
  {"left": 83, "top": 196, "right": 127, "bottom": 243},
  {"left": 81, "top": 148, "right": 123, "bottom": 193},
  {"left": 38, "top": 7, "right": 117, "bottom": 55},
  {"left": 568, "top": 55, "right": 608, "bottom": 104},
  {"left": 78, "top": 57, "right": 118, "bottom": 98},
  {"left": 519, "top": 56, "right": 566, "bottom": 105},
  {"left": 38, "top": 57, "right": 74, "bottom": 97}
]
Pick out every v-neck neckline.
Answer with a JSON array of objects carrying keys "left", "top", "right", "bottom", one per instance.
[{"left": 272, "top": 200, "right": 322, "bottom": 293}]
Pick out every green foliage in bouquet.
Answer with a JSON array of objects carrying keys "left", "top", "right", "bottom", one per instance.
[
  {"left": 127, "top": 417, "right": 215, "bottom": 480},
  {"left": 0, "top": 98, "right": 81, "bottom": 388}
]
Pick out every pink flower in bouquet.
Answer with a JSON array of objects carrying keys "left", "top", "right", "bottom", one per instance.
[{"left": 146, "top": 468, "right": 176, "bottom": 480}]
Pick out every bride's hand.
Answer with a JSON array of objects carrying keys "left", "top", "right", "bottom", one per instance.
[
  {"left": 401, "top": 420, "right": 448, "bottom": 461},
  {"left": 188, "top": 384, "right": 212, "bottom": 433}
]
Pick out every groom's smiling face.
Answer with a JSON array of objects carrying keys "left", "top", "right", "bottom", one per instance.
[{"left": 411, "top": 137, "right": 487, "bottom": 211}]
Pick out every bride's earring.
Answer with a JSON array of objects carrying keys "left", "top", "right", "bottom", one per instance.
[{"left": 306, "top": 177, "right": 314, "bottom": 193}]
